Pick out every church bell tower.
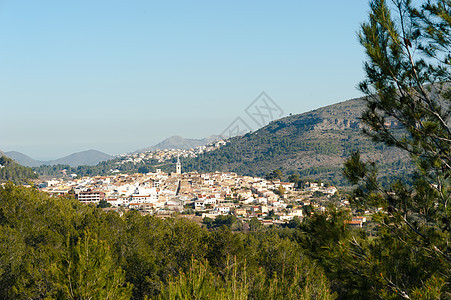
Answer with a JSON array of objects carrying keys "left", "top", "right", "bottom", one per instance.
[{"left": 176, "top": 155, "right": 181, "bottom": 174}]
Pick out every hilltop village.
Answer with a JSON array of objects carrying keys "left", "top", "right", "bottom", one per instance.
[
  {"left": 115, "top": 140, "right": 227, "bottom": 166},
  {"left": 36, "top": 158, "right": 370, "bottom": 228}
]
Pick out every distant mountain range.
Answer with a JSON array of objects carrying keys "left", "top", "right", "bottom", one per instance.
[
  {"left": 5, "top": 151, "right": 42, "bottom": 167},
  {"left": 5, "top": 150, "right": 114, "bottom": 168},
  {"left": 135, "top": 135, "right": 221, "bottom": 153}
]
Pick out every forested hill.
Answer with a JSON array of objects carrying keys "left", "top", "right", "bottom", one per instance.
[
  {"left": 0, "top": 156, "right": 39, "bottom": 184},
  {"left": 182, "top": 97, "right": 411, "bottom": 185}
]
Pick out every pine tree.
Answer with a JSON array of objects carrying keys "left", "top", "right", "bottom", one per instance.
[
  {"left": 52, "top": 231, "right": 132, "bottom": 299},
  {"left": 344, "top": 0, "right": 451, "bottom": 297}
]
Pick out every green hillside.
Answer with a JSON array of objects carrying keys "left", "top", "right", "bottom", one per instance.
[
  {"left": 0, "top": 156, "right": 39, "bottom": 184},
  {"left": 182, "top": 98, "right": 412, "bottom": 185}
]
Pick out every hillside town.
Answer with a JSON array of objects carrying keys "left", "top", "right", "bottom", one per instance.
[
  {"left": 36, "top": 159, "right": 370, "bottom": 228},
  {"left": 115, "top": 140, "right": 227, "bottom": 166}
]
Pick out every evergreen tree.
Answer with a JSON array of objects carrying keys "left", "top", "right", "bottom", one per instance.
[
  {"left": 97, "top": 199, "right": 112, "bottom": 208},
  {"left": 52, "top": 231, "right": 132, "bottom": 299},
  {"left": 344, "top": 0, "right": 451, "bottom": 297}
]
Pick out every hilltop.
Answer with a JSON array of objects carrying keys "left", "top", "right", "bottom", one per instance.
[
  {"left": 49, "top": 149, "right": 114, "bottom": 167},
  {"left": 5, "top": 151, "right": 43, "bottom": 167}
]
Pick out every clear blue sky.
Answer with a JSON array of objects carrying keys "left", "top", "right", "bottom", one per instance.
[{"left": 0, "top": 1, "right": 369, "bottom": 160}]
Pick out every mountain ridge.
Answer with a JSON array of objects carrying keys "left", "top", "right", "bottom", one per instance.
[
  {"left": 5, "top": 151, "right": 44, "bottom": 167},
  {"left": 4, "top": 134, "right": 222, "bottom": 169},
  {"left": 6, "top": 149, "right": 114, "bottom": 167}
]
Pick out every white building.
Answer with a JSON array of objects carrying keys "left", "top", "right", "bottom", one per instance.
[{"left": 77, "top": 191, "right": 105, "bottom": 204}]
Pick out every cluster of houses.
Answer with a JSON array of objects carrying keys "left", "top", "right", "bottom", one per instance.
[
  {"left": 38, "top": 167, "right": 368, "bottom": 227},
  {"left": 115, "top": 141, "right": 227, "bottom": 166}
]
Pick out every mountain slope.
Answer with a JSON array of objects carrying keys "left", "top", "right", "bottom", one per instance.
[
  {"left": 136, "top": 135, "right": 221, "bottom": 152},
  {"left": 0, "top": 156, "right": 39, "bottom": 183},
  {"left": 48, "top": 150, "right": 114, "bottom": 167},
  {"left": 181, "top": 97, "right": 411, "bottom": 185},
  {"left": 6, "top": 150, "right": 114, "bottom": 167},
  {"left": 5, "top": 151, "right": 43, "bottom": 167}
]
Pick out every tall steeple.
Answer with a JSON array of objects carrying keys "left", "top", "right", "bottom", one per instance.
[{"left": 176, "top": 154, "right": 181, "bottom": 174}]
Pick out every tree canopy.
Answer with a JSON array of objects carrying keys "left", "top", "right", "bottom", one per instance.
[
  {"left": 0, "top": 156, "right": 38, "bottom": 184},
  {"left": 0, "top": 184, "right": 336, "bottom": 299}
]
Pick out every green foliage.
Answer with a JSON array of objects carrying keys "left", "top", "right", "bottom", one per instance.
[
  {"left": 160, "top": 250, "right": 336, "bottom": 300},
  {"left": 247, "top": 217, "right": 263, "bottom": 232},
  {"left": 158, "top": 257, "right": 248, "bottom": 300},
  {"left": 251, "top": 264, "right": 336, "bottom": 300},
  {"left": 5, "top": 1, "right": 451, "bottom": 298},
  {"left": 297, "top": 207, "right": 383, "bottom": 298},
  {"left": 265, "top": 169, "right": 283, "bottom": 181},
  {"left": 288, "top": 174, "right": 300, "bottom": 183},
  {"left": 312, "top": 191, "right": 325, "bottom": 198},
  {"left": 203, "top": 215, "right": 243, "bottom": 231},
  {"left": 0, "top": 183, "right": 89, "bottom": 298},
  {"left": 97, "top": 199, "right": 112, "bottom": 208},
  {"left": 286, "top": 216, "right": 301, "bottom": 229},
  {"left": 0, "top": 183, "right": 343, "bottom": 299},
  {"left": 180, "top": 132, "right": 388, "bottom": 185},
  {"left": 298, "top": 207, "right": 351, "bottom": 261},
  {"left": 0, "top": 156, "right": 38, "bottom": 184},
  {"left": 337, "top": 0, "right": 451, "bottom": 297},
  {"left": 52, "top": 231, "right": 132, "bottom": 299},
  {"left": 275, "top": 185, "right": 286, "bottom": 195}
]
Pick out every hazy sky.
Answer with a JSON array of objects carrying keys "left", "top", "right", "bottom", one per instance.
[{"left": 0, "top": 1, "right": 369, "bottom": 160}]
